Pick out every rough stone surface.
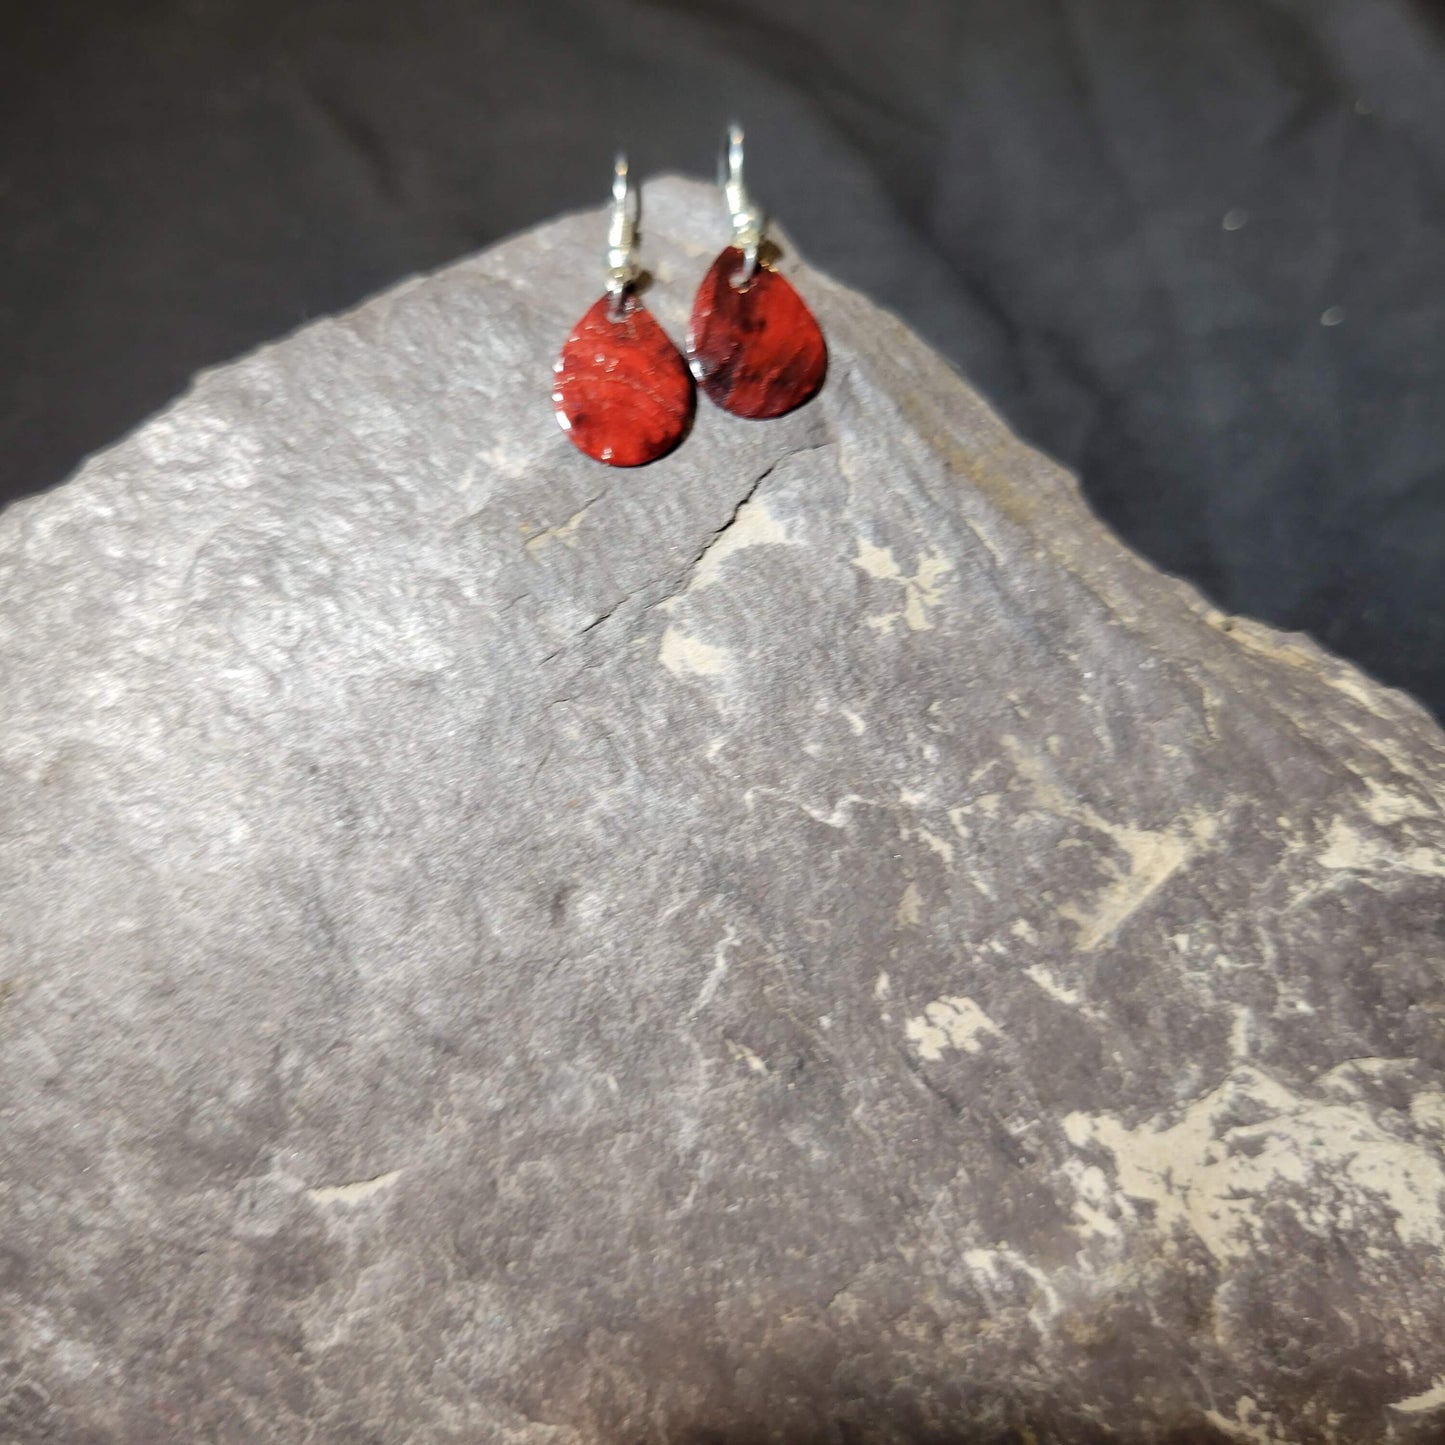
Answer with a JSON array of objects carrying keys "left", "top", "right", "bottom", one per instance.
[{"left": 2, "top": 177, "right": 1445, "bottom": 1445}]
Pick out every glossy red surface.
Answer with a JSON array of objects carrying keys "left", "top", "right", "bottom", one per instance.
[
  {"left": 552, "top": 293, "right": 694, "bottom": 466},
  {"left": 686, "top": 247, "right": 827, "bottom": 419}
]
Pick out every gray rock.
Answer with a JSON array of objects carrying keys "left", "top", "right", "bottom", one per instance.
[{"left": 2, "top": 176, "right": 1445, "bottom": 1445}]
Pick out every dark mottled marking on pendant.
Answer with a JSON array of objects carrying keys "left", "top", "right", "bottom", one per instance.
[
  {"left": 552, "top": 294, "right": 694, "bottom": 467},
  {"left": 686, "top": 246, "right": 827, "bottom": 419}
]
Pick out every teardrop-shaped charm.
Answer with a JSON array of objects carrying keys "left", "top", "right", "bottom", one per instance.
[
  {"left": 686, "top": 247, "right": 827, "bottom": 419},
  {"left": 552, "top": 294, "right": 694, "bottom": 466}
]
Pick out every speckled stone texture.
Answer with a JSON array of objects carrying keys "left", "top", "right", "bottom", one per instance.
[{"left": 2, "top": 177, "right": 1444, "bottom": 1445}]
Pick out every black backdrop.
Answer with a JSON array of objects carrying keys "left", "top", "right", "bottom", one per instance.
[{"left": 4, "top": 0, "right": 1444, "bottom": 714}]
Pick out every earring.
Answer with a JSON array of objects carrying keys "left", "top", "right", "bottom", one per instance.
[
  {"left": 686, "top": 125, "right": 828, "bottom": 420},
  {"left": 553, "top": 155, "right": 694, "bottom": 466}
]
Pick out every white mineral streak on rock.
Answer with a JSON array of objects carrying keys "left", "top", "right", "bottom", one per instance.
[
  {"left": 1059, "top": 1157, "right": 1128, "bottom": 1241},
  {"left": 1203, "top": 1397, "right": 1283, "bottom": 1444},
  {"left": 1023, "top": 965, "right": 1082, "bottom": 1007},
  {"left": 904, "top": 997, "right": 1001, "bottom": 1061},
  {"left": 1411, "top": 1091, "right": 1445, "bottom": 1136},
  {"left": 852, "top": 539, "right": 952, "bottom": 633},
  {"left": 1056, "top": 821, "right": 1202, "bottom": 952},
  {"left": 743, "top": 788, "right": 876, "bottom": 829},
  {"left": 962, "top": 1247, "right": 1062, "bottom": 1334},
  {"left": 895, "top": 882, "right": 923, "bottom": 927},
  {"left": 1065, "top": 1067, "right": 1445, "bottom": 1264},
  {"left": 657, "top": 624, "right": 729, "bottom": 677},
  {"left": 306, "top": 1171, "right": 403, "bottom": 1207},
  {"left": 726, "top": 1038, "right": 770, "bottom": 1076},
  {"left": 689, "top": 926, "right": 739, "bottom": 1018},
  {"left": 1391, "top": 1378, "right": 1445, "bottom": 1414},
  {"left": 901, "top": 822, "right": 955, "bottom": 869},
  {"left": 524, "top": 497, "right": 596, "bottom": 552},
  {"left": 1316, "top": 815, "right": 1445, "bottom": 876},
  {"left": 1001, "top": 733, "right": 1220, "bottom": 950},
  {"left": 687, "top": 496, "right": 791, "bottom": 591},
  {"left": 1361, "top": 777, "right": 1439, "bottom": 826}
]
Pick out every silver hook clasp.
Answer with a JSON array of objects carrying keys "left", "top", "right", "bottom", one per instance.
[
  {"left": 606, "top": 153, "right": 640, "bottom": 310},
  {"left": 722, "top": 123, "right": 765, "bottom": 286}
]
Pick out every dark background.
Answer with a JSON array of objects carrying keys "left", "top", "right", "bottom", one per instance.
[{"left": 3, "top": 0, "right": 1444, "bottom": 714}]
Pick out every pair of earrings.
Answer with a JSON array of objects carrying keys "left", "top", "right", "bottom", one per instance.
[{"left": 552, "top": 126, "right": 828, "bottom": 467}]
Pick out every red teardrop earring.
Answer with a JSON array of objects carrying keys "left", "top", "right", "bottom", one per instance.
[
  {"left": 553, "top": 156, "right": 694, "bottom": 466},
  {"left": 686, "top": 125, "right": 828, "bottom": 420}
]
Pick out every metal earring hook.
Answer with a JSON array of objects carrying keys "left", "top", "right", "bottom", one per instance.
[
  {"left": 606, "top": 153, "right": 640, "bottom": 312},
  {"left": 722, "top": 123, "right": 764, "bottom": 287}
]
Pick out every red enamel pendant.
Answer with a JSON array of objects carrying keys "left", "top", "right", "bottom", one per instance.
[
  {"left": 686, "top": 246, "right": 828, "bottom": 420},
  {"left": 553, "top": 293, "right": 694, "bottom": 467}
]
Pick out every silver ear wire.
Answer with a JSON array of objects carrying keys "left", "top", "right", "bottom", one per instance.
[
  {"left": 606, "top": 153, "right": 640, "bottom": 310},
  {"left": 722, "top": 123, "right": 765, "bottom": 287}
]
